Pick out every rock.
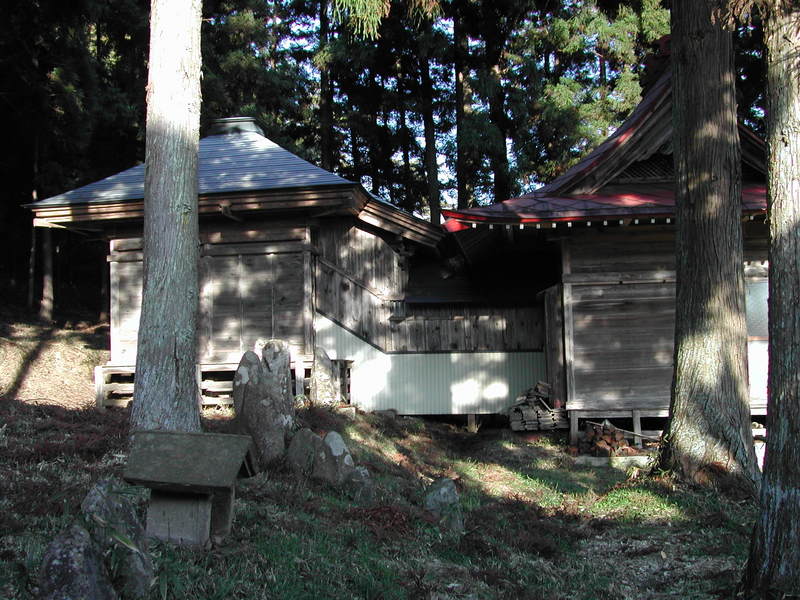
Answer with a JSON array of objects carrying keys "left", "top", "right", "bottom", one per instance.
[
  {"left": 286, "top": 428, "right": 325, "bottom": 477},
  {"left": 261, "top": 340, "right": 295, "bottom": 414},
  {"left": 231, "top": 342, "right": 296, "bottom": 469},
  {"left": 81, "top": 478, "right": 153, "bottom": 599},
  {"left": 424, "top": 478, "right": 465, "bottom": 535},
  {"left": 310, "top": 346, "right": 340, "bottom": 405},
  {"left": 39, "top": 524, "right": 119, "bottom": 600},
  {"left": 314, "top": 432, "right": 355, "bottom": 486},
  {"left": 336, "top": 406, "right": 357, "bottom": 420},
  {"left": 344, "top": 466, "right": 375, "bottom": 505},
  {"left": 286, "top": 428, "right": 355, "bottom": 486},
  {"left": 373, "top": 409, "right": 398, "bottom": 420}
]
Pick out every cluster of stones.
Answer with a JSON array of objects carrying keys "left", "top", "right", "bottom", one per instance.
[
  {"left": 39, "top": 340, "right": 465, "bottom": 596},
  {"left": 39, "top": 478, "right": 154, "bottom": 600}
]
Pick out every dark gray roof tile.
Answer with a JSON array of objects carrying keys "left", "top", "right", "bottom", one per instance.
[{"left": 34, "top": 132, "right": 354, "bottom": 207}]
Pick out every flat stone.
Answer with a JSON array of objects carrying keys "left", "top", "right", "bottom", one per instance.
[
  {"left": 286, "top": 428, "right": 356, "bottom": 486},
  {"left": 344, "top": 466, "right": 375, "bottom": 505},
  {"left": 314, "top": 431, "right": 355, "bottom": 486}
]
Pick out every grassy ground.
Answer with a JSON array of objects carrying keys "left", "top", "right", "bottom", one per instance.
[{"left": 0, "top": 317, "right": 756, "bottom": 599}]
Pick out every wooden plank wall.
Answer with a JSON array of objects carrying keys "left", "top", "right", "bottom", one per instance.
[
  {"left": 315, "top": 218, "right": 404, "bottom": 299},
  {"left": 109, "top": 221, "right": 313, "bottom": 365},
  {"left": 567, "top": 281, "right": 675, "bottom": 411},
  {"left": 562, "top": 225, "right": 769, "bottom": 414},
  {"left": 315, "top": 220, "right": 544, "bottom": 353},
  {"left": 109, "top": 254, "right": 143, "bottom": 365}
]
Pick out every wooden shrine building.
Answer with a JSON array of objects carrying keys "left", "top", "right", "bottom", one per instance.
[
  {"left": 442, "top": 69, "right": 769, "bottom": 441},
  {"left": 29, "top": 117, "right": 547, "bottom": 414},
  {"left": 30, "top": 66, "right": 770, "bottom": 433}
]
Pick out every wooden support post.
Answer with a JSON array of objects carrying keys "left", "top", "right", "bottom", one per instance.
[
  {"left": 632, "top": 410, "right": 643, "bottom": 448},
  {"left": 195, "top": 364, "right": 203, "bottom": 407},
  {"left": 467, "top": 414, "right": 478, "bottom": 433},
  {"left": 27, "top": 225, "right": 36, "bottom": 311},
  {"left": 570, "top": 411, "right": 579, "bottom": 446},
  {"left": 294, "top": 361, "right": 305, "bottom": 397},
  {"left": 94, "top": 366, "right": 106, "bottom": 411},
  {"left": 210, "top": 487, "right": 235, "bottom": 544}
]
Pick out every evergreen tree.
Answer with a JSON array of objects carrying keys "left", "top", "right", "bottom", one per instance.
[
  {"left": 739, "top": 1, "right": 800, "bottom": 594},
  {"left": 657, "top": 0, "right": 760, "bottom": 496}
]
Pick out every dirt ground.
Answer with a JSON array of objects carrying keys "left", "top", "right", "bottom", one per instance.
[
  {"left": 0, "top": 309, "right": 757, "bottom": 600},
  {"left": 0, "top": 310, "right": 108, "bottom": 409}
]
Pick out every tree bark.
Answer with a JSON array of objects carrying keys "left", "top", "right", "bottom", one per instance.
[
  {"left": 130, "top": 0, "right": 202, "bottom": 433},
  {"left": 453, "top": 1, "right": 472, "bottom": 210},
  {"left": 487, "top": 61, "right": 510, "bottom": 204},
  {"left": 38, "top": 228, "right": 53, "bottom": 322},
  {"left": 420, "top": 26, "right": 441, "bottom": 225},
  {"left": 319, "top": 0, "right": 335, "bottom": 172},
  {"left": 741, "top": 3, "right": 800, "bottom": 595},
  {"left": 658, "top": 0, "right": 760, "bottom": 496}
]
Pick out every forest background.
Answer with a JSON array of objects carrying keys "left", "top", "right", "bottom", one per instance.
[{"left": 0, "top": 0, "right": 766, "bottom": 317}]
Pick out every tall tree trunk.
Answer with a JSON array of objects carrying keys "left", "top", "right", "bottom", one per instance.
[
  {"left": 27, "top": 225, "right": 36, "bottom": 311},
  {"left": 742, "top": 3, "right": 800, "bottom": 595},
  {"left": 349, "top": 112, "right": 362, "bottom": 183},
  {"left": 487, "top": 62, "right": 510, "bottom": 204},
  {"left": 398, "top": 77, "right": 414, "bottom": 213},
  {"left": 131, "top": 0, "right": 202, "bottom": 433},
  {"left": 658, "top": 0, "right": 760, "bottom": 495},
  {"left": 453, "top": 2, "right": 472, "bottom": 210},
  {"left": 38, "top": 228, "right": 53, "bottom": 322},
  {"left": 420, "top": 29, "right": 440, "bottom": 225},
  {"left": 319, "top": 0, "right": 335, "bottom": 172},
  {"left": 482, "top": 3, "right": 511, "bottom": 205}
]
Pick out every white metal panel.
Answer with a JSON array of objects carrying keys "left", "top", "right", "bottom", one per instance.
[
  {"left": 748, "top": 340, "right": 768, "bottom": 402},
  {"left": 314, "top": 314, "right": 546, "bottom": 414}
]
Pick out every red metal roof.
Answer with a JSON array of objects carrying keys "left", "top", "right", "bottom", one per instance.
[
  {"left": 442, "top": 183, "right": 767, "bottom": 229},
  {"left": 443, "top": 67, "right": 767, "bottom": 229}
]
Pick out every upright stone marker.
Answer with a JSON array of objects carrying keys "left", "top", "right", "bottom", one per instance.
[
  {"left": 231, "top": 341, "right": 296, "bottom": 469},
  {"left": 310, "top": 346, "right": 341, "bottom": 405}
]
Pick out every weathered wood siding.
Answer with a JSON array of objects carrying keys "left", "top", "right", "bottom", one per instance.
[
  {"left": 314, "top": 219, "right": 543, "bottom": 353},
  {"left": 108, "top": 221, "right": 314, "bottom": 365},
  {"left": 315, "top": 218, "right": 404, "bottom": 298},
  {"left": 566, "top": 281, "right": 675, "bottom": 411},
  {"left": 200, "top": 250, "right": 307, "bottom": 362},
  {"left": 561, "top": 226, "right": 769, "bottom": 415},
  {"left": 109, "top": 255, "right": 143, "bottom": 365}
]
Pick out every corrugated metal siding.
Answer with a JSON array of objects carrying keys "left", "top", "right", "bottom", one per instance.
[{"left": 315, "top": 314, "right": 546, "bottom": 414}]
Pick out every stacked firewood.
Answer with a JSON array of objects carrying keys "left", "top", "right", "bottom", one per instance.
[
  {"left": 509, "top": 382, "right": 568, "bottom": 431},
  {"left": 579, "top": 420, "right": 639, "bottom": 456}
]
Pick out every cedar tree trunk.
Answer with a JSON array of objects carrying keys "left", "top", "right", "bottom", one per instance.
[
  {"left": 741, "top": 3, "right": 800, "bottom": 595},
  {"left": 658, "top": 0, "right": 760, "bottom": 495},
  {"left": 38, "top": 227, "right": 53, "bottom": 322},
  {"left": 319, "top": 0, "right": 334, "bottom": 172},
  {"left": 130, "top": 0, "right": 202, "bottom": 433},
  {"left": 420, "top": 26, "right": 441, "bottom": 225},
  {"left": 453, "top": 1, "right": 472, "bottom": 210}
]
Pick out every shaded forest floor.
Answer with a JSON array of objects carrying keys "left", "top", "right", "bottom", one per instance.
[{"left": 0, "top": 314, "right": 756, "bottom": 599}]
